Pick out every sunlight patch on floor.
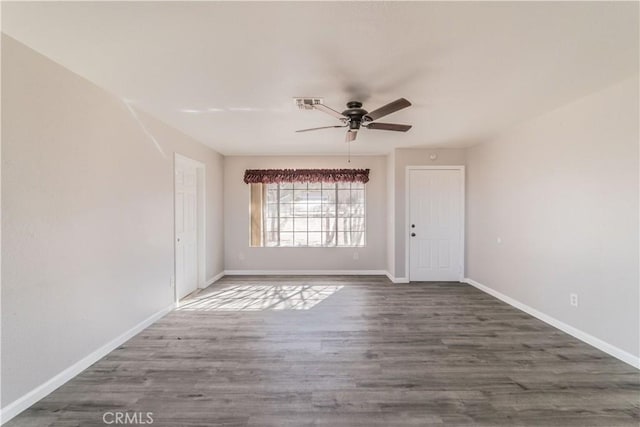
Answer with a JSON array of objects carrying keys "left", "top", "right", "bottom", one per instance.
[{"left": 177, "top": 285, "right": 343, "bottom": 312}]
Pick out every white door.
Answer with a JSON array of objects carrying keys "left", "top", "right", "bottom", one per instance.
[
  {"left": 175, "top": 159, "right": 198, "bottom": 299},
  {"left": 408, "top": 168, "right": 464, "bottom": 281}
]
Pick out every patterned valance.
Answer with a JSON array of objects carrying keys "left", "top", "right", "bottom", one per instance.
[{"left": 243, "top": 168, "right": 370, "bottom": 184}]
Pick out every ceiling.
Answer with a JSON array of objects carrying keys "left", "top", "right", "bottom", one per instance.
[{"left": 2, "top": 2, "right": 638, "bottom": 155}]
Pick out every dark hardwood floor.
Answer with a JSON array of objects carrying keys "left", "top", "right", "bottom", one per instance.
[{"left": 8, "top": 276, "right": 639, "bottom": 426}]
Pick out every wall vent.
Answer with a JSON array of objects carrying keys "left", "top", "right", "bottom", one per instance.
[{"left": 294, "top": 98, "right": 323, "bottom": 110}]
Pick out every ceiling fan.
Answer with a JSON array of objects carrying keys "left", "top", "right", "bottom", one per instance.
[{"left": 296, "top": 98, "right": 412, "bottom": 142}]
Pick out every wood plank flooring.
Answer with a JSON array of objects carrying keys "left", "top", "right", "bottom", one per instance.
[{"left": 7, "top": 276, "right": 640, "bottom": 426}]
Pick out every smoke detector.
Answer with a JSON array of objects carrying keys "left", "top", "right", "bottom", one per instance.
[{"left": 294, "top": 98, "right": 323, "bottom": 110}]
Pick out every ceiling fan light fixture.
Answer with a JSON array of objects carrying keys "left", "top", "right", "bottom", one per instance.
[{"left": 295, "top": 98, "right": 412, "bottom": 140}]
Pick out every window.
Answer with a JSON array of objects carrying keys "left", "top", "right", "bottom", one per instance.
[{"left": 252, "top": 181, "right": 366, "bottom": 247}]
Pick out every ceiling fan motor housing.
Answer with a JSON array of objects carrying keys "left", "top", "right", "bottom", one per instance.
[
  {"left": 343, "top": 101, "right": 368, "bottom": 130},
  {"left": 295, "top": 97, "right": 411, "bottom": 137}
]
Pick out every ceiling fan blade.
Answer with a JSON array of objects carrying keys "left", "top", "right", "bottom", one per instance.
[
  {"left": 365, "top": 98, "right": 411, "bottom": 121},
  {"left": 313, "top": 104, "right": 347, "bottom": 120},
  {"left": 365, "top": 122, "right": 412, "bottom": 132},
  {"left": 296, "top": 125, "right": 347, "bottom": 133},
  {"left": 345, "top": 129, "right": 357, "bottom": 142}
]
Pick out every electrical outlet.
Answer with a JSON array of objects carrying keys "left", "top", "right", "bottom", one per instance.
[
  {"left": 353, "top": 252, "right": 359, "bottom": 260},
  {"left": 570, "top": 293, "right": 578, "bottom": 307}
]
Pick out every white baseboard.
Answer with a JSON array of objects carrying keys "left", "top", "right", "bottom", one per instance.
[
  {"left": 462, "top": 278, "right": 639, "bottom": 370},
  {"left": 222, "top": 269, "right": 405, "bottom": 282},
  {"left": 0, "top": 303, "right": 175, "bottom": 425},
  {"left": 385, "top": 271, "right": 410, "bottom": 283},
  {"left": 224, "top": 269, "right": 387, "bottom": 276},
  {"left": 205, "top": 271, "right": 225, "bottom": 287}
]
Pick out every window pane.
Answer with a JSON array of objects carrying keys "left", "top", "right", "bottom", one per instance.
[
  {"left": 308, "top": 218, "right": 322, "bottom": 231},
  {"left": 264, "top": 228, "right": 278, "bottom": 246},
  {"left": 337, "top": 232, "right": 350, "bottom": 246},
  {"left": 322, "top": 182, "right": 336, "bottom": 190},
  {"left": 337, "top": 189, "right": 351, "bottom": 204},
  {"left": 322, "top": 189, "right": 336, "bottom": 204},
  {"left": 337, "top": 204, "right": 350, "bottom": 217},
  {"left": 322, "top": 204, "right": 336, "bottom": 216},
  {"left": 293, "top": 204, "right": 308, "bottom": 217},
  {"left": 307, "top": 189, "right": 322, "bottom": 198},
  {"left": 321, "top": 217, "right": 336, "bottom": 232},
  {"left": 351, "top": 232, "right": 365, "bottom": 246},
  {"left": 280, "top": 203, "right": 293, "bottom": 217},
  {"left": 280, "top": 232, "right": 293, "bottom": 246},
  {"left": 308, "top": 202, "right": 323, "bottom": 217},
  {"left": 293, "top": 191, "right": 307, "bottom": 203},
  {"left": 293, "top": 190, "right": 307, "bottom": 204},
  {"left": 307, "top": 190, "right": 323, "bottom": 208},
  {"left": 293, "top": 182, "right": 308, "bottom": 189},
  {"left": 294, "top": 218, "right": 308, "bottom": 232},
  {"left": 279, "top": 188, "right": 293, "bottom": 203},
  {"left": 351, "top": 181, "right": 364, "bottom": 189},
  {"left": 339, "top": 232, "right": 363, "bottom": 247},
  {"left": 308, "top": 182, "right": 321, "bottom": 190},
  {"left": 338, "top": 217, "right": 351, "bottom": 232},
  {"left": 294, "top": 233, "right": 308, "bottom": 246},
  {"left": 337, "top": 182, "right": 351, "bottom": 189},
  {"left": 266, "top": 189, "right": 278, "bottom": 203},
  {"left": 280, "top": 217, "right": 293, "bottom": 232},
  {"left": 265, "top": 216, "right": 279, "bottom": 232},
  {"left": 308, "top": 232, "right": 322, "bottom": 247},
  {"left": 351, "top": 204, "right": 365, "bottom": 217},
  {"left": 350, "top": 189, "right": 364, "bottom": 203},
  {"left": 351, "top": 217, "right": 365, "bottom": 231},
  {"left": 265, "top": 203, "right": 278, "bottom": 218},
  {"left": 323, "top": 230, "right": 337, "bottom": 246},
  {"left": 280, "top": 183, "right": 293, "bottom": 189}
]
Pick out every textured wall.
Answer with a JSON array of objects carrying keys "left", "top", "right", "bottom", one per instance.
[
  {"left": 466, "top": 76, "right": 639, "bottom": 358},
  {"left": 1, "top": 36, "right": 224, "bottom": 407}
]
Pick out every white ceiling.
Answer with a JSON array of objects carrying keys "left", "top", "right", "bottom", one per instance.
[{"left": 2, "top": 1, "right": 638, "bottom": 155}]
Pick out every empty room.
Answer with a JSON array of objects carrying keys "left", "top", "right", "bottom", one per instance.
[{"left": 1, "top": 1, "right": 638, "bottom": 426}]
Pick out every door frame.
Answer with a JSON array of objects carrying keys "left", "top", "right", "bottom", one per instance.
[
  {"left": 174, "top": 153, "right": 206, "bottom": 302},
  {"left": 405, "top": 165, "right": 465, "bottom": 282}
]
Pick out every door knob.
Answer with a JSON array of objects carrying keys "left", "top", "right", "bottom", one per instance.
[
  {"left": 177, "top": 238, "right": 181, "bottom": 242},
  {"left": 411, "top": 233, "right": 416, "bottom": 237},
  {"left": 411, "top": 224, "right": 415, "bottom": 228}
]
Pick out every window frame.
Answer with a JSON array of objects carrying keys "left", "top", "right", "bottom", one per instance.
[{"left": 262, "top": 181, "right": 366, "bottom": 248}]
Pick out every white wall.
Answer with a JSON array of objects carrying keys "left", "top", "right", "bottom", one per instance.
[
  {"left": 138, "top": 116, "right": 225, "bottom": 281},
  {"left": 224, "top": 155, "right": 386, "bottom": 272},
  {"left": 1, "top": 36, "right": 225, "bottom": 408},
  {"left": 466, "top": 75, "right": 639, "bottom": 359},
  {"left": 392, "top": 148, "right": 467, "bottom": 279}
]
